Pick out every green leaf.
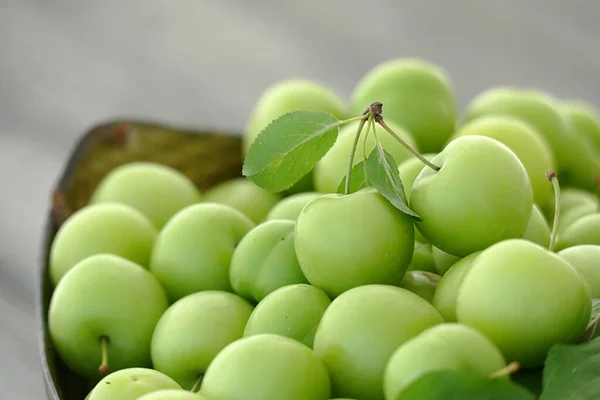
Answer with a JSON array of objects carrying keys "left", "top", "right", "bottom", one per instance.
[
  {"left": 398, "top": 370, "right": 535, "bottom": 400},
  {"left": 540, "top": 336, "right": 600, "bottom": 400},
  {"left": 366, "top": 142, "right": 422, "bottom": 220},
  {"left": 243, "top": 111, "right": 340, "bottom": 192},
  {"left": 512, "top": 367, "right": 544, "bottom": 398},
  {"left": 337, "top": 161, "right": 369, "bottom": 194}
]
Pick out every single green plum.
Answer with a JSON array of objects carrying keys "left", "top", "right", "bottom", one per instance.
[
  {"left": 431, "top": 246, "right": 462, "bottom": 276},
  {"left": 559, "top": 187, "right": 598, "bottom": 212},
  {"left": 397, "top": 153, "right": 438, "bottom": 198},
  {"left": 137, "top": 389, "right": 207, "bottom": 400},
  {"left": 398, "top": 271, "right": 441, "bottom": 303},
  {"left": 383, "top": 323, "right": 506, "bottom": 400},
  {"left": 558, "top": 127, "right": 600, "bottom": 191},
  {"left": 151, "top": 291, "right": 254, "bottom": 389},
  {"left": 199, "top": 334, "right": 331, "bottom": 400},
  {"left": 556, "top": 213, "right": 600, "bottom": 250},
  {"left": 265, "top": 192, "right": 322, "bottom": 221},
  {"left": 90, "top": 162, "right": 202, "bottom": 229},
  {"left": 49, "top": 254, "right": 169, "bottom": 380},
  {"left": 202, "top": 177, "right": 281, "bottom": 224},
  {"left": 350, "top": 58, "right": 457, "bottom": 153},
  {"left": 561, "top": 100, "right": 600, "bottom": 152},
  {"left": 313, "top": 284, "right": 443, "bottom": 400},
  {"left": 463, "top": 87, "right": 570, "bottom": 170},
  {"left": 49, "top": 203, "right": 157, "bottom": 286},
  {"left": 244, "top": 283, "right": 331, "bottom": 348},
  {"left": 558, "top": 245, "right": 600, "bottom": 297},
  {"left": 150, "top": 203, "right": 254, "bottom": 302},
  {"left": 408, "top": 242, "right": 436, "bottom": 273},
  {"left": 313, "top": 120, "right": 418, "bottom": 193},
  {"left": 230, "top": 220, "right": 308, "bottom": 303},
  {"left": 244, "top": 79, "right": 346, "bottom": 154},
  {"left": 463, "top": 87, "right": 600, "bottom": 192},
  {"left": 295, "top": 188, "right": 414, "bottom": 298},
  {"left": 451, "top": 115, "right": 555, "bottom": 211},
  {"left": 88, "top": 368, "right": 180, "bottom": 400},
  {"left": 456, "top": 239, "right": 591, "bottom": 367},
  {"left": 521, "top": 204, "right": 551, "bottom": 248},
  {"left": 431, "top": 252, "right": 481, "bottom": 322},
  {"left": 558, "top": 202, "right": 597, "bottom": 233},
  {"left": 411, "top": 135, "right": 533, "bottom": 257}
]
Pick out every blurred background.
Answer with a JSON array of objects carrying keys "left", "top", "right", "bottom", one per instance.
[{"left": 1, "top": 0, "right": 599, "bottom": 397}]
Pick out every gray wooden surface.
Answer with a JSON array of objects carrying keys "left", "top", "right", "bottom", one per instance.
[{"left": 1, "top": 0, "right": 600, "bottom": 398}]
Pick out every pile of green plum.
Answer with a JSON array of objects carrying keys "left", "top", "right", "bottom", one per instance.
[{"left": 47, "top": 57, "right": 600, "bottom": 400}]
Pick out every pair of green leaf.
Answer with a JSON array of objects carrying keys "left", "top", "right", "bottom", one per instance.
[{"left": 242, "top": 110, "right": 420, "bottom": 219}]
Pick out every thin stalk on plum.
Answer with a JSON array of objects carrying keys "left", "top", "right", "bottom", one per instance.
[
  {"left": 190, "top": 374, "right": 204, "bottom": 393},
  {"left": 378, "top": 119, "right": 441, "bottom": 172},
  {"left": 99, "top": 335, "right": 109, "bottom": 375},
  {"left": 345, "top": 117, "right": 368, "bottom": 195},
  {"left": 339, "top": 115, "right": 369, "bottom": 126},
  {"left": 362, "top": 114, "right": 375, "bottom": 185},
  {"left": 547, "top": 171, "right": 561, "bottom": 252},
  {"left": 489, "top": 361, "right": 520, "bottom": 379}
]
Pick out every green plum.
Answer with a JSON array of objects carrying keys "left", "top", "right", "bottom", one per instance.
[
  {"left": 398, "top": 271, "right": 441, "bottom": 303},
  {"left": 411, "top": 135, "right": 533, "bottom": 257},
  {"left": 521, "top": 204, "right": 551, "bottom": 248},
  {"left": 558, "top": 202, "right": 597, "bottom": 233},
  {"left": 90, "top": 162, "right": 202, "bottom": 229},
  {"left": 88, "top": 368, "right": 180, "bottom": 400},
  {"left": 150, "top": 203, "right": 254, "bottom": 302},
  {"left": 397, "top": 153, "right": 437, "bottom": 198},
  {"left": 451, "top": 115, "right": 555, "bottom": 211},
  {"left": 456, "top": 239, "right": 591, "bottom": 367},
  {"left": 266, "top": 192, "right": 321, "bottom": 221},
  {"left": 137, "top": 390, "right": 207, "bottom": 399},
  {"left": 49, "top": 203, "right": 157, "bottom": 286},
  {"left": 244, "top": 283, "right": 331, "bottom": 347},
  {"left": 431, "top": 252, "right": 480, "bottom": 322},
  {"left": 561, "top": 100, "right": 600, "bottom": 152},
  {"left": 199, "top": 334, "right": 331, "bottom": 400},
  {"left": 151, "top": 291, "right": 254, "bottom": 389},
  {"left": 383, "top": 323, "right": 506, "bottom": 400},
  {"left": 559, "top": 245, "right": 600, "bottom": 297},
  {"left": 244, "top": 79, "right": 346, "bottom": 154},
  {"left": 463, "top": 87, "right": 570, "bottom": 170},
  {"left": 295, "top": 188, "right": 414, "bottom": 298},
  {"left": 313, "top": 120, "right": 418, "bottom": 193},
  {"left": 431, "top": 246, "right": 462, "bottom": 276},
  {"left": 350, "top": 58, "right": 457, "bottom": 153},
  {"left": 313, "top": 284, "right": 443, "bottom": 400},
  {"left": 558, "top": 124, "right": 600, "bottom": 191},
  {"left": 202, "top": 177, "right": 281, "bottom": 224},
  {"left": 408, "top": 242, "right": 436, "bottom": 273},
  {"left": 559, "top": 187, "right": 598, "bottom": 212},
  {"left": 229, "top": 220, "right": 309, "bottom": 303},
  {"left": 556, "top": 213, "right": 600, "bottom": 250},
  {"left": 49, "top": 254, "right": 169, "bottom": 379},
  {"left": 463, "top": 87, "right": 600, "bottom": 192}
]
